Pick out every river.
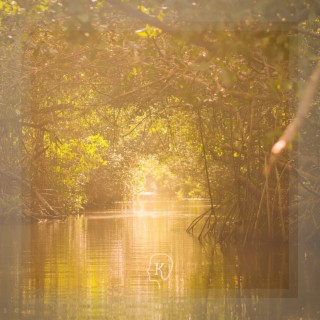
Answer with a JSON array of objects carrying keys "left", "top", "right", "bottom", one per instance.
[{"left": 0, "top": 200, "right": 319, "bottom": 319}]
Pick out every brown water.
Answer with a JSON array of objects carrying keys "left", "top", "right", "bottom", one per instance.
[{"left": 0, "top": 200, "right": 319, "bottom": 319}]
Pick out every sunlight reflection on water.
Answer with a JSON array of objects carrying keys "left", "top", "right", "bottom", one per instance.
[{"left": 0, "top": 200, "right": 315, "bottom": 319}]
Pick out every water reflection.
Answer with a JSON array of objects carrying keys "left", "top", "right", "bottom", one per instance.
[{"left": 0, "top": 200, "right": 310, "bottom": 319}]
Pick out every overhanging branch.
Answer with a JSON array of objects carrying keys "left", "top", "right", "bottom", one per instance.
[
  {"left": 107, "top": 0, "right": 215, "bottom": 53},
  {"left": 265, "top": 61, "right": 320, "bottom": 175}
]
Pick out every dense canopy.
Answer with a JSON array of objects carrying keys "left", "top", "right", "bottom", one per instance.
[{"left": 1, "top": 0, "right": 319, "bottom": 245}]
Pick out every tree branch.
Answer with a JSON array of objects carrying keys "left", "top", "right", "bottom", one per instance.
[
  {"left": 265, "top": 61, "right": 320, "bottom": 176},
  {"left": 107, "top": 0, "right": 215, "bottom": 53},
  {"left": 297, "top": 28, "right": 320, "bottom": 39}
]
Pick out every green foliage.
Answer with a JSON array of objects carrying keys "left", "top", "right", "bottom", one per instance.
[
  {"left": 44, "top": 134, "right": 108, "bottom": 212},
  {"left": 0, "top": 0, "right": 19, "bottom": 15},
  {"left": 0, "top": 0, "right": 319, "bottom": 245}
]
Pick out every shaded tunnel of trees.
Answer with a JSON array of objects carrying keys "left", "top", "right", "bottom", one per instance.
[{"left": 0, "top": 0, "right": 320, "bottom": 246}]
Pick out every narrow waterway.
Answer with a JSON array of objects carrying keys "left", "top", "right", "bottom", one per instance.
[{"left": 0, "top": 200, "right": 319, "bottom": 319}]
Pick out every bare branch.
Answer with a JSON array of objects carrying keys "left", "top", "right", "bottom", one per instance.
[
  {"left": 297, "top": 28, "right": 320, "bottom": 39},
  {"left": 265, "top": 61, "right": 320, "bottom": 176}
]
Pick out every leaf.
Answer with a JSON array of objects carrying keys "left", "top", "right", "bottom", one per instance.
[
  {"left": 135, "top": 24, "right": 162, "bottom": 38},
  {"left": 135, "top": 28, "right": 149, "bottom": 38}
]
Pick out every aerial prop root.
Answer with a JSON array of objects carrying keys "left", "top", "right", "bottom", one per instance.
[{"left": 187, "top": 207, "right": 217, "bottom": 243}]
